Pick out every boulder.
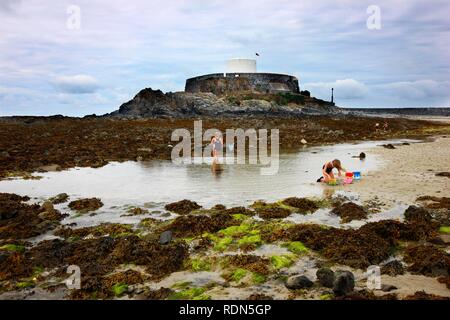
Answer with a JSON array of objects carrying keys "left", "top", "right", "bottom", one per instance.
[
  {"left": 316, "top": 267, "right": 335, "bottom": 288},
  {"left": 285, "top": 275, "right": 314, "bottom": 290},
  {"left": 159, "top": 231, "right": 172, "bottom": 245},
  {"left": 332, "top": 270, "right": 355, "bottom": 296},
  {"left": 381, "top": 284, "right": 397, "bottom": 292}
]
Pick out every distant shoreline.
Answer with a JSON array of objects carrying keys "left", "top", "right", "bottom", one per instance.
[
  {"left": 343, "top": 107, "right": 450, "bottom": 117},
  {"left": 1, "top": 106, "right": 449, "bottom": 120}
]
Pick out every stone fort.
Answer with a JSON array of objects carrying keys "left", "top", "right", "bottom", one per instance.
[{"left": 185, "top": 58, "right": 300, "bottom": 95}]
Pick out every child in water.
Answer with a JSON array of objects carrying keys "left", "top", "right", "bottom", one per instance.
[{"left": 316, "top": 159, "right": 346, "bottom": 183}]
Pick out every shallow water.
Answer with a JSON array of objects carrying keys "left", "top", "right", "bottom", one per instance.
[{"left": 0, "top": 139, "right": 417, "bottom": 226}]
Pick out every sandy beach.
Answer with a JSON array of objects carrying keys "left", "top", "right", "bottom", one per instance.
[{"left": 345, "top": 135, "right": 450, "bottom": 207}]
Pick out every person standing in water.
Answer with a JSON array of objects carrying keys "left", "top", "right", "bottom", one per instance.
[
  {"left": 316, "top": 159, "right": 346, "bottom": 183},
  {"left": 210, "top": 132, "right": 224, "bottom": 176},
  {"left": 211, "top": 132, "right": 223, "bottom": 158}
]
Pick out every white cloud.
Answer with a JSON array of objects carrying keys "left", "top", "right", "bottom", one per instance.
[
  {"left": 52, "top": 75, "right": 100, "bottom": 94},
  {"left": 304, "top": 78, "right": 368, "bottom": 100},
  {"left": 377, "top": 80, "right": 450, "bottom": 99}
]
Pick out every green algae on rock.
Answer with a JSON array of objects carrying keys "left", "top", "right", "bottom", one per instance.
[{"left": 271, "top": 255, "right": 296, "bottom": 270}]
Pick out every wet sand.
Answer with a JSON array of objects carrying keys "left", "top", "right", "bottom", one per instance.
[{"left": 345, "top": 135, "right": 450, "bottom": 207}]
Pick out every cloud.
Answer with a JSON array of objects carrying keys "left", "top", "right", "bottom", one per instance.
[
  {"left": 1, "top": 0, "right": 450, "bottom": 114},
  {"left": 304, "top": 79, "right": 368, "bottom": 100},
  {"left": 52, "top": 75, "right": 101, "bottom": 94},
  {"left": 377, "top": 80, "right": 450, "bottom": 100}
]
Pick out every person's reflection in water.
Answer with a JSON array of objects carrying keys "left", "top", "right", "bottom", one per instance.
[
  {"left": 322, "top": 187, "right": 335, "bottom": 200},
  {"left": 211, "top": 157, "right": 223, "bottom": 177}
]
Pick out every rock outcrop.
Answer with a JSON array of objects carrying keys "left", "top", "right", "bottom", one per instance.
[{"left": 106, "top": 88, "right": 338, "bottom": 118}]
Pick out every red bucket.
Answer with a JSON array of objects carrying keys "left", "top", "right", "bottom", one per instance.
[{"left": 345, "top": 172, "right": 354, "bottom": 178}]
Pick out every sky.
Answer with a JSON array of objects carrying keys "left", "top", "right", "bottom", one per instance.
[{"left": 0, "top": 0, "right": 449, "bottom": 116}]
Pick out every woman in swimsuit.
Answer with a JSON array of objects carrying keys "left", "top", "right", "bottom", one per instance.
[
  {"left": 211, "top": 132, "right": 223, "bottom": 158},
  {"left": 316, "top": 159, "right": 345, "bottom": 183}
]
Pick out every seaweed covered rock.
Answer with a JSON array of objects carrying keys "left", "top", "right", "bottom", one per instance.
[
  {"left": 0, "top": 250, "right": 32, "bottom": 281},
  {"left": 49, "top": 193, "right": 69, "bottom": 204},
  {"left": 287, "top": 224, "right": 392, "bottom": 269},
  {"left": 8, "top": 235, "right": 190, "bottom": 286},
  {"left": 162, "top": 212, "right": 239, "bottom": 237},
  {"left": 211, "top": 204, "right": 226, "bottom": 211},
  {"left": 68, "top": 198, "right": 103, "bottom": 212},
  {"left": 164, "top": 199, "right": 201, "bottom": 215},
  {"left": 381, "top": 260, "right": 405, "bottom": 276},
  {"left": 38, "top": 201, "right": 64, "bottom": 221},
  {"left": 404, "top": 205, "right": 432, "bottom": 223},
  {"left": 0, "top": 193, "right": 30, "bottom": 220},
  {"left": 54, "top": 223, "right": 133, "bottom": 239},
  {"left": 437, "top": 276, "right": 450, "bottom": 289},
  {"left": 257, "top": 206, "right": 291, "bottom": 219},
  {"left": 359, "top": 218, "right": 437, "bottom": 243},
  {"left": 222, "top": 206, "right": 255, "bottom": 216},
  {"left": 0, "top": 194, "right": 28, "bottom": 221},
  {"left": 282, "top": 197, "right": 319, "bottom": 214},
  {"left": 404, "top": 245, "right": 450, "bottom": 277},
  {"left": 251, "top": 201, "right": 291, "bottom": 219},
  {"left": 331, "top": 202, "right": 367, "bottom": 223},
  {"left": 247, "top": 293, "right": 274, "bottom": 300},
  {"left": 0, "top": 193, "right": 63, "bottom": 240},
  {"left": 142, "top": 287, "right": 174, "bottom": 300},
  {"left": 403, "top": 291, "right": 450, "bottom": 300},
  {"left": 416, "top": 196, "right": 450, "bottom": 209},
  {"left": 71, "top": 269, "right": 147, "bottom": 299},
  {"left": 225, "top": 254, "right": 270, "bottom": 275},
  {"left": 334, "top": 289, "right": 397, "bottom": 300}
]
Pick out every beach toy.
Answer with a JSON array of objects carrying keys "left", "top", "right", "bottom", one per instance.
[
  {"left": 343, "top": 177, "right": 353, "bottom": 184},
  {"left": 353, "top": 171, "right": 361, "bottom": 180},
  {"left": 345, "top": 172, "right": 354, "bottom": 178},
  {"left": 328, "top": 179, "right": 337, "bottom": 186}
]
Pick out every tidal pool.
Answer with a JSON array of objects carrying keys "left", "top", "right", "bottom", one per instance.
[{"left": 0, "top": 139, "right": 417, "bottom": 226}]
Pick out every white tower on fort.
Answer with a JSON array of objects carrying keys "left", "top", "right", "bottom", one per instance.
[{"left": 225, "top": 58, "right": 257, "bottom": 73}]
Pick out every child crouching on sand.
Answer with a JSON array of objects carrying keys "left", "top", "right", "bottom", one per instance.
[{"left": 316, "top": 159, "right": 346, "bottom": 183}]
